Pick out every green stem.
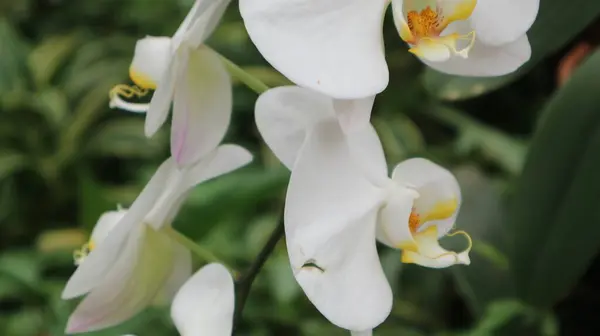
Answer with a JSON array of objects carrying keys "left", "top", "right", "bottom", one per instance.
[
  {"left": 163, "top": 226, "right": 233, "bottom": 271},
  {"left": 219, "top": 54, "right": 270, "bottom": 94}
]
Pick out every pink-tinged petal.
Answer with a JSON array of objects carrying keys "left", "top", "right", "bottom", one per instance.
[{"left": 171, "top": 47, "right": 232, "bottom": 167}]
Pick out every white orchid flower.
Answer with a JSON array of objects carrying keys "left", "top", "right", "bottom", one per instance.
[
  {"left": 255, "top": 86, "right": 471, "bottom": 334},
  {"left": 171, "top": 263, "right": 235, "bottom": 336},
  {"left": 62, "top": 145, "right": 252, "bottom": 333},
  {"left": 240, "top": 0, "right": 539, "bottom": 99},
  {"left": 109, "top": 0, "right": 233, "bottom": 167}
]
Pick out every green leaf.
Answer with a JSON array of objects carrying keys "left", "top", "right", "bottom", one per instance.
[
  {"left": 28, "top": 33, "right": 80, "bottom": 88},
  {"left": 508, "top": 50, "right": 600, "bottom": 307},
  {"left": 423, "top": 0, "right": 600, "bottom": 100},
  {"left": 448, "top": 166, "right": 514, "bottom": 317},
  {"left": 0, "top": 19, "right": 29, "bottom": 93},
  {"left": 424, "top": 105, "right": 527, "bottom": 174},
  {"left": 0, "top": 150, "right": 27, "bottom": 180},
  {"left": 87, "top": 117, "right": 166, "bottom": 158}
]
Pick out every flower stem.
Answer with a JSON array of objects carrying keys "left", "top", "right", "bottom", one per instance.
[
  {"left": 233, "top": 216, "right": 285, "bottom": 330},
  {"left": 163, "top": 226, "right": 233, "bottom": 271},
  {"left": 218, "top": 54, "right": 270, "bottom": 94}
]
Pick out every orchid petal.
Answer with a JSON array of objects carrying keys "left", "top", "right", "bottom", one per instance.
[
  {"left": 129, "top": 37, "right": 172, "bottom": 89},
  {"left": 171, "top": 47, "right": 232, "bottom": 167},
  {"left": 62, "top": 159, "right": 175, "bottom": 299},
  {"left": 401, "top": 226, "right": 471, "bottom": 268},
  {"left": 285, "top": 120, "right": 390, "bottom": 331},
  {"left": 391, "top": 158, "right": 461, "bottom": 237},
  {"left": 65, "top": 226, "right": 176, "bottom": 333},
  {"left": 89, "top": 210, "right": 127, "bottom": 245},
  {"left": 146, "top": 144, "right": 252, "bottom": 230},
  {"left": 470, "top": 0, "right": 539, "bottom": 46},
  {"left": 423, "top": 27, "right": 531, "bottom": 76},
  {"left": 145, "top": 49, "right": 187, "bottom": 137},
  {"left": 152, "top": 241, "right": 193, "bottom": 305},
  {"left": 180, "top": 0, "right": 231, "bottom": 48},
  {"left": 255, "top": 86, "right": 336, "bottom": 170},
  {"left": 376, "top": 185, "right": 419, "bottom": 249},
  {"left": 240, "top": 0, "right": 389, "bottom": 99},
  {"left": 171, "top": 263, "right": 234, "bottom": 336},
  {"left": 255, "top": 86, "right": 386, "bottom": 182}
]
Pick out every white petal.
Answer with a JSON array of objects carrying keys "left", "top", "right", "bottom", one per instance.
[
  {"left": 62, "top": 159, "right": 175, "bottom": 299},
  {"left": 152, "top": 241, "right": 193, "bottom": 305},
  {"left": 240, "top": 0, "right": 389, "bottom": 99},
  {"left": 255, "top": 86, "right": 387, "bottom": 181},
  {"left": 90, "top": 210, "right": 127, "bottom": 246},
  {"left": 285, "top": 120, "right": 390, "bottom": 330},
  {"left": 391, "top": 158, "right": 461, "bottom": 237},
  {"left": 178, "top": 0, "right": 231, "bottom": 48},
  {"left": 470, "top": 0, "right": 539, "bottom": 46},
  {"left": 375, "top": 185, "right": 419, "bottom": 249},
  {"left": 333, "top": 98, "right": 375, "bottom": 133},
  {"left": 145, "top": 50, "right": 187, "bottom": 137},
  {"left": 255, "top": 86, "right": 336, "bottom": 170},
  {"left": 401, "top": 226, "right": 471, "bottom": 268},
  {"left": 109, "top": 95, "right": 149, "bottom": 113},
  {"left": 423, "top": 33, "right": 531, "bottom": 77},
  {"left": 171, "top": 263, "right": 234, "bottom": 336},
  {"left": 65, "top": 226, "right": 176, "bottom": 333},
  {"left": 171, "top": 47, "right": 232, "bottom": 167},
  {"left": 146, "top": 144, "right": 252, "bottom": 229},
  {"left": 130, "top": 37, "right": 173, "bottom": 89},
  {"left": 291, "top": 210, "right": 392, "bottom": 331}
]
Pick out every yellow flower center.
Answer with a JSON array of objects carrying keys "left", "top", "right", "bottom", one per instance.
[
  {"left": 399, "top": 0, "right": 478, "bottom": 60},
  {"left": 73, "top": 240, "right": 96, "bottom": 266},
  {"left": 108, "top": 68, "right": 155, "bottom": 104}
]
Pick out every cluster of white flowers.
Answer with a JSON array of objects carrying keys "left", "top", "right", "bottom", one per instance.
[{"left": 63, "top": 0, "right": 539, "bottom": 335}]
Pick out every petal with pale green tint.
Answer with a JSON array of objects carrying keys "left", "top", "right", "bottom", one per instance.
[
  {"left": 146, "top": 145, "right": 252, "bottom": 230},
  {"left": 240, "top": 0, "right": 389, "bottom": 99},
  {"left": 171, "top": 263, "right": 234, "bottom": 336},
  {"left": 401, "top": 226, "right": 471, "bottom": 268},
  {"left": 152, "top": 241, "right": 192, "bottom": 305},
  {"left": 65, "top": 226, "right": 177, "bottom": 333},
  {"left": 391, "top": 158, "right": 461, "bottom": 236},
  {"left": 62, "top": 159, "right": 175, "bottom": 299},
  {"left": 352, "top": 331, "right": 373, "bottom": 336},
  {"left": 171, "top": 47, "right": 232, "bottom": 167},
  {"left": 130, "top": 37, "right": 172, "bottom": 89},
  {"left": 470, "top": 0, "right": 539, "bottom": 46},
  {"left": 179, "top": 0, "right": 231, "bottom": 48},
  {"left": 285, "top": 120, "right": 390, "bottom": 331}
]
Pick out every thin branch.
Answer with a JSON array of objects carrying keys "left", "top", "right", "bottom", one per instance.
[{"left": 233, "top": 216, "right": 285, "bottom": 331}]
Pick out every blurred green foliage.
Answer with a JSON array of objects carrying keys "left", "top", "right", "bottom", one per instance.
[{"left": 1, "top": 0, "right": 600, "bottom": 335}]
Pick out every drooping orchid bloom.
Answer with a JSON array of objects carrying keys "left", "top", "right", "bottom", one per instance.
[
  {"left": 62, "top": 146, "right": 251, "bottom": 333},
  {"left": 240, "top": 0, "right": 539, "bottom": 99},
  {"left": 109, "top": 0, "right": 233, "bottom": 167},
  {"left": 255, "top": 86, "right": 471, "bottom": 335}
]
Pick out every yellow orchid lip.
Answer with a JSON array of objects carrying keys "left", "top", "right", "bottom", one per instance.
[
  {"left": 129, "top": 67, "right": 158, "bottom": 90},
  {"left": 399, "top": 1, "right": 477, "bottom": 61},
  {"left": 107, "top": 68, "right": 156, "bottom": 107}
]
